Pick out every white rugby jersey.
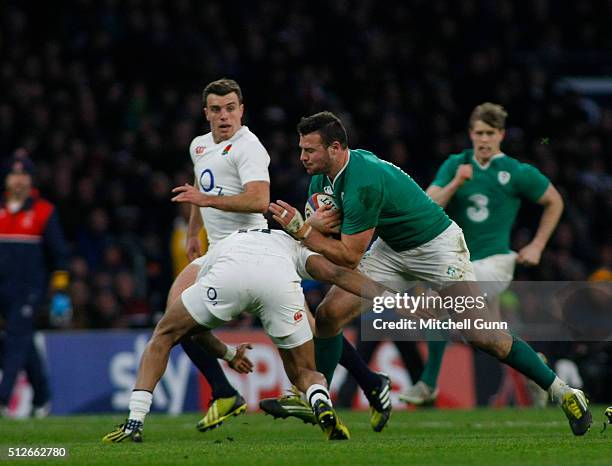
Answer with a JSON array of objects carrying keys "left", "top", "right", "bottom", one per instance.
[
  {"left": 196, "top": 229, "right": 318, "bottom": 282},
  {"left": 189, "top": 126, "right": 270, "bottom": 246}
]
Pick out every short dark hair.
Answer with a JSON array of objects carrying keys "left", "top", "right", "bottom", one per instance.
[
  {"left": 297, "top": 111, "right": 348, "bottom": 149},
  {"left": 202, "top": 78, "right": 243, "bottom": 105},
  {"left": 469, "top": 102, "right": 508, "bottom": 130}
]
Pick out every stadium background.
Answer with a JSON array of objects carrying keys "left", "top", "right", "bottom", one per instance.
[{"left": 1, "top": 0, "right": 611, "bottom": 415}]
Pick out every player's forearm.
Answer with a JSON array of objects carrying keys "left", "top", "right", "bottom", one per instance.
[
  {"left": 187, "top": 204, "right": 203, "bottom": 239},
  {"left": 427, "top": 180, "right": 461, "bottom": 208},
  {"left": 334, "top": 267, "right": 392, "bottom": 300},
  {"left": 307, "top": 255, "right": 389, "bottom": 298},
  {"left": 205, "top": 191, "right": 268, "bottom": 213},
  {"left": 192, "top": 331, "right": 227, "bottom": 360},
  {"left": 532, "top": 196, "right": 564, "bottom": 248},
  {"left": 303, "top": 228, "right": 362, "bottom": 269}
]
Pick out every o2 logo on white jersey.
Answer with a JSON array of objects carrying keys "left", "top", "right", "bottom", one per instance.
[
  {"left": 199, "top": 169, "right": 215, "bottom": 192},
  {"left": 199, "top": 169, "right": 223, "bottom": 196},
  {"left": 466, "top": 193, "right": 489, "bottom": 222}
]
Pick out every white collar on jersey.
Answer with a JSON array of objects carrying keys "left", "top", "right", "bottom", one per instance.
[
  {"left": 327, "top": 150, "right": 351, "bottom": 188},
  {"left": 473, "top": 152, "right": 505, "bottom": 170}
]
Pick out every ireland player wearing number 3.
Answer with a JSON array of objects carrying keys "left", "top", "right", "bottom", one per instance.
[{"left": 400, "top": 103, "right": 566, "bottom": 409}]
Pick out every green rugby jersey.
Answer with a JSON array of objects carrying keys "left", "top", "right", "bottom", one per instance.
[
  {"left": 308, "top": 149, "right": 450, "bottom": 251},
  {"left": 432, "top": 149, "right": 550, "bottom": 260}
]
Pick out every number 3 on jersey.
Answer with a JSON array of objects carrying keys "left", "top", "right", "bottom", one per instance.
[
  {"left": 199, "top": 169, "right": 223, "bottom": 196},
  {"left": 466, "top": 193, "right": 489, "bottom": 222}
]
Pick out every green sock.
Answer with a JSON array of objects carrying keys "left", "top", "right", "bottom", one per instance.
[
  {"left": 420, "top": 340, "right": 447, "bottom": 388},
  {"left": 314, "top": 334, "right": 344, "bottom": 385},
  {"left": 502, "top": 336, "right": 556, "bottom": 389}
]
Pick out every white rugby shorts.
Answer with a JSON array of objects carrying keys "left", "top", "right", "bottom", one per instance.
[
  {"left": 181, "top": 252, "right": 312, "bottom": 349},
  {"left": 471, "top": 251, "right": 517, "bottom": 297},
  {"left": 358, "top": 221, "right": 475, "bottom": 291}
]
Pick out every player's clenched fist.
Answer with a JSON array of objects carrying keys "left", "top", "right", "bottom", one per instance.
[
  {"left": 517, "top": 242, "right": 543, "bottom": 266},
  {"left": 454, "top": 164, "right": 473, "bottom": 186}
]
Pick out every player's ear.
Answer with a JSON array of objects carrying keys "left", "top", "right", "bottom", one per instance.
[
  {"left": 499, "top": 129, "right": 506, "bottom": 141},
  {"left": 204, "top": 107, "right": 210, "bottom": 121}
]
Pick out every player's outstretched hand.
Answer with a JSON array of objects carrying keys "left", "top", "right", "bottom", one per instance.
[
  {"left": 269, "top": 200, "right": 298, "bottom": 227},
  {"left": 307, "top": 203, "right": 341, "bottom": 235},
  {"left": 171, "top": 183, "right": 210, "bottom": 207},
  {"left": 229, "top": 343, "right": 254, "bottom": 374}
]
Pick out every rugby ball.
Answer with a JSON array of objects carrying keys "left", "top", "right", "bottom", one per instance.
[{"left": 304, "top": 192, "right": 340, "bottom": 219}]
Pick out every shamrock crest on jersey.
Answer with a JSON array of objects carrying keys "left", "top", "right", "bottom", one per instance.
[{"left": 498, "top": 171, "right": 511, "bottom": 185}]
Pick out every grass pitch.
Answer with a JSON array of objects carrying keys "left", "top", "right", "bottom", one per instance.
[{"left": 0, "top": 407, "right": 609, "bottom": 465}]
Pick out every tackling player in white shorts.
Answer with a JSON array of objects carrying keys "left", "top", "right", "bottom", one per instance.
[{"left": 103, "top": 228, "right": 396, "bottom": 442}]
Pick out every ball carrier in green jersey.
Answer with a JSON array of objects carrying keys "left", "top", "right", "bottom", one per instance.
[
  {"left": 400, "top": 103, "right": 566, "bottom": 408},
  {"left": 269, "top": 111, "right": 591, "bottom": 436}
]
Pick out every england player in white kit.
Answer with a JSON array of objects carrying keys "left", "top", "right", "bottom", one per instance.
[
  {"left": 183, "top": 229, "right": 325, "bottom": 349},
  {"left": 187, "top": 123, "right": 270, "bottom": 247},
  {"left": 168, "top": 79, "right": 271, "bottom": 433},
  {"left": 103, "top": 228, "right": 398, "bottom": 442}
]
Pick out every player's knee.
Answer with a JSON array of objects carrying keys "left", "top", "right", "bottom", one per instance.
[
  {"left": 466, "top": 330, "right": 508, "bottom": 359},
  {"left": 151, "top": 322, "right": 182, "bottom": 348},
  {"left": 314, "top": 301, "right": 329, "bottom": 323},
  {"left": 146, "top": 334, "right": 171, "bottom": 357},
  {"left": 315, "top": 303, "right": 338, "bottom": 336},
  {"left": 166, "top": 264, "right": 198, "bottom": 309},
  {"left": 166, "top": 285, "right": 183, "bottom": 309}
]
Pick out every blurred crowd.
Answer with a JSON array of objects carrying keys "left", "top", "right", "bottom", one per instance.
[{"left": 1, "top": 0, "right": 610, "bottom": 330}]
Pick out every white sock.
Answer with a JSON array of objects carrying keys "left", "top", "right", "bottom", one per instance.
[
  {"left": 547, "top": 376, "right": 571, "bottom": 404},
  {"left": 306, "top": 384, "right": 331, "bottom": 408},
  {"left": 128, "top": 390, "right": 153, "bottom": 423}
]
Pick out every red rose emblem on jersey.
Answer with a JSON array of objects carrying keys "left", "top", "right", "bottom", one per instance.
[
  {"left": 221, "top": 144, "right": 233, "bottom": 155},
  {"left": 293, "top": 311, "right": 303, "bottom": 322}
]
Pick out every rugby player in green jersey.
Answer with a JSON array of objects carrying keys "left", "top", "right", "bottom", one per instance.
[
  {"left": 268, "top": 111, "right": 591, "bottom": 436},
  {"left": 400, "top": 102, "right": 564, "bottom": 408}
]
